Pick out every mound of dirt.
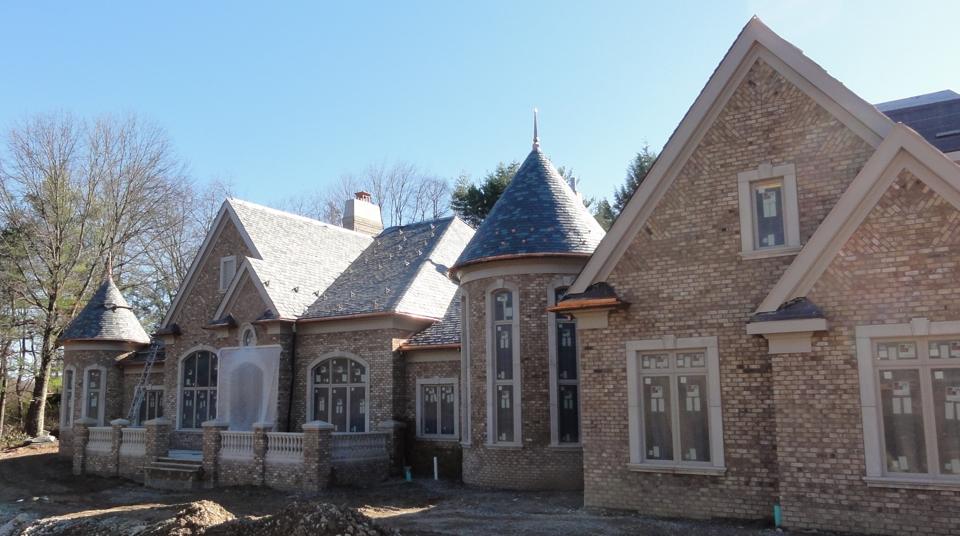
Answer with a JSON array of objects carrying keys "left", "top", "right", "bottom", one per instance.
[
  {"left": 141, "top": 500, "right": 236, "bottom": 536},
  {"left": 206, "top": 500, "right": 398, "bottom": 536}
]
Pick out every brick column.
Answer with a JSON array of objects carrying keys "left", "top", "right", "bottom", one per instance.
[
  {"left": 143, "top": 417, "right": 171, "bottom": 462},
  {"left": 302, "top": 420, "right": 334, "bottom": 492},
  {"left": 109, "top": 418, "right": 129, "bottom": 477},
  {"left": 201, "top": 420, "right": 229, "bottom": 488},
  {"left": 377, "top": 419, "right": 407, "bottom": 472},
  {"left": 71, "top": 418, "right": 96, "bottom": 476},
  {"left": 252, "top": 422, "right": 273, "bottom": 486}
]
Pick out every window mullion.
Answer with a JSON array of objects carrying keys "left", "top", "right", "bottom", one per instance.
[
  {"left": 919, "top": 365, "right": 940, "bottom": 476},
  {"left": 669, "top": 368, "right": 682, "bottom": 464}
]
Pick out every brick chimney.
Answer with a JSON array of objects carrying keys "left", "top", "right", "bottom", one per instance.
[{"left": 343, "top": 191, "right": 383, "bottom": 235}]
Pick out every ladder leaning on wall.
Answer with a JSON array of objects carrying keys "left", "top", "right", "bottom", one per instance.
[{"left": 126, "top": 338, "right": 163, "bottom": 424}]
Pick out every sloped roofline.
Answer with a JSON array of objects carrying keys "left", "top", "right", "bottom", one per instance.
[
  {"left": 569, "top": 16, "right": 894, "bottom": 294},
  {"left": 212, "top": 258, "right": 279, "bottom": 321},
  {"left": 160, "top": 199, "right": 261, "bottom": 327},
  {"left": 757, "top": 124, "right": 960, "bottom": 312}
]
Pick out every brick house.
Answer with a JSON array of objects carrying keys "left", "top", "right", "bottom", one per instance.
[{"left": 58, "top": 15, "right": 960, "bottom": 534}]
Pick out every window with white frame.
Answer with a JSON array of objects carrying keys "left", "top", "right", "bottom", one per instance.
[
  {"left": 61, "top": 368, "right": 75, "bottom": 428},
  {"left": 83, "top": 367, "right": 106, "bottom": 425},
  {"left": 219, "top": 256, "right": 236, "bottom": 292},
  {"left": 180, "top": 350, "right": 218, "bottom": 429},
  {"left": 737, "top": 163, "right": 800, "bottom": 256},
  {"left": 856, "top": 321, "right": 960, "bottom": 482},
  {"left": 240, "top": 325, "right": 256, "bottom": 347},
  {"left": 417, "top": 378, "right": 458, "bottom": 439},
  {"left": 489, "top": 287, "right": 520, "bottom": 444},
  {"left": 310, "top": 356, "right": 368, "bottom": 433},
  {"left": 134, "top": 388, "right": 164, "bottom": 426},
  {"left": 550, "top": 285, "right": 580, "bottom": 444},
  {"left": 627, "top": 336, "right": 725, "bottom": 472}
]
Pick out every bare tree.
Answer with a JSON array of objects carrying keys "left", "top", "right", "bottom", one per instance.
[{"left": 0, "top": 113, "right": 189, "bottom": 436}]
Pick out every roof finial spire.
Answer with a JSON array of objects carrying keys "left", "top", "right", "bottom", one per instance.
[
  {"left": 105, "top": 251, "right": 113, "bottom": 281},
  {"left": 532, "top": 107, "right": 540, "bottom": 150}
]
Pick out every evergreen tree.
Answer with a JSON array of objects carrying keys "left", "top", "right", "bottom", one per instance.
[{"left": 613, "top": 145, "right": 658, "bottom": 214}]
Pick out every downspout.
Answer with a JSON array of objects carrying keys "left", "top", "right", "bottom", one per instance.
[{"left": 286, "top": 322, "right": 298, "bottom": 432}]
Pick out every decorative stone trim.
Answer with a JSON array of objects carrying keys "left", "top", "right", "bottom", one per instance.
[{"left": 746, "top": 317, "right": 828, "bottom": 354}]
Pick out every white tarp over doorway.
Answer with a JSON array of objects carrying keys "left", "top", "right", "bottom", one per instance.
[{"left": 216, "top": 345, "right": 281, "bottom": 431}]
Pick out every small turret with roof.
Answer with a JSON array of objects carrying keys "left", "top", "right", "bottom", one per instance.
[
  {"left": 60, "top": 258, "right": 150, "bottom": 345},
  {"left": 456, "top": 112, "right": 602, "bottom": 491},
  {"left": 452, "top": 110, "right": 605, "bottom": 270}
]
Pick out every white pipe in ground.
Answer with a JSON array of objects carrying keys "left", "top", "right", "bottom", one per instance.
[{"left": 433, "top": 456, "right": 438, "bottom": 480}]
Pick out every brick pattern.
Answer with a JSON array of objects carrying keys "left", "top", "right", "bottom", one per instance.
[
  {"left": 774, "top": 171, "right": 960, "bottom": 535},
  {"left": 59, "top": 347, "right": 131, "bottom": 458},
  {"left": 402, "top": 358, "right": 462, "bottom": 478},
  {"left": 461, "top": 272, "right": 584, "bottom": 490},
  {"left": 578, "top": 59, "right": 876, "bottom": 518}
]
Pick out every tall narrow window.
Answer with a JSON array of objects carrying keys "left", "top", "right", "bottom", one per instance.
[
  {"left": 84, "top": 368, "right": 105, "bottom": 424},
  {"left": 417, "top": 379, "right": 458, "bottom": 439},
  {"left": 555, "top": 287, "right": 580, "bottom": 444},
  {"left": 62, "top": 368, "right": 75, "bottom": 428},
  {"left": 135, "top": 388, "right": 165, "bottom": 426},
  {"left": 752, "top": 179, "right": 785, "bottom": 249},
  {"left": 219, "top": 256, "right": 236, "bottom": 292},
  {"left": 310, "top": 357, "right": 368, "bottom": 433},
  {"left": 491, "top": 288, "right": 519, "bottom": 443},
  {"left": 180, "top": 351, "right": 218, "bottom": 429},
  {"left": 737, "top": 163, "right": 800, "bottom": 256}
]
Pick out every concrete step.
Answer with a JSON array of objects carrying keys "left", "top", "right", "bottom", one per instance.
[
  {"left": 144, "top": 459, "right": 203, "bottom": 490},
  {"left": 155, "top": 457, "right": 203, "bottom": 468}
]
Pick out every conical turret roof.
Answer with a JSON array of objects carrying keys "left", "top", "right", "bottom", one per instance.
[
  {"left": 454, "top": 146, "right": 605, "bottom": 269},
  {"left": 61, "top": 272, "right": 150, "bottom": 345}
]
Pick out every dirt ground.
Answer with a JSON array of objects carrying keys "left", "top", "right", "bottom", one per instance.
[{"left": 0, "top": 444, "right": 839, "bottom": 535}]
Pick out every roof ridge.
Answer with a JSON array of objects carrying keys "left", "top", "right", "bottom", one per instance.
[
  {"left": 392, "top": 218, "right": 458, "bottom": 316},
  {"left": 227, "top": 197, "right": 370, "bottom": 238}
]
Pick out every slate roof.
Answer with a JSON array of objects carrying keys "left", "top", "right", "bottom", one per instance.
[
  {"left": 877, "top": 90, "right": 960, "bottom": 153},
  {"left": 61, "top": 276, "right": 150, "bottom": 344},
  {"left": 403, "top": 294, "right": 461, "bottom": 348},
  {"left": 749, "top": 297, "right": 824, "bottom": 323},
  {"left": 226, "top": 199, "right": 373, "bottom": 318},
  {"left": 301, "top": 217, "right": 474, "bottom": 320},
  {"left": 454, "top": 147, "right": 605, "bottom": 268}
]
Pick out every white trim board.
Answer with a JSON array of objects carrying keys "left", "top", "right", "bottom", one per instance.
[
  {"left": 758, "top": 124, "right": 960, "bottom": 312},
  {"left": 569, "top": 17, "right": 892, "bottom": 295},
  {"left": 213, "top": 260, "right": 278, "bottom": 321}
]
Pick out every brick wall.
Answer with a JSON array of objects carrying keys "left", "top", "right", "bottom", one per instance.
[
  {"left": 773, "top": 170, "right": 960, "bottom": 535},
  {"left": 402, "top": 356, "right": 462, "bottom": 478},
  {"left": 60, "top": 347, "right": 132, "bottom": 457},
  {"left": 578, "top": 59, "right": 876, "bottom": 518},
  {"left": 460, "top": 271, "right": 584, "bottom": 490}
]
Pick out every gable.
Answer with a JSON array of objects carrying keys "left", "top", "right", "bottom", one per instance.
[
  {"left": 570, "top": 17, "right": 892, "bottom": 294},
  {"left": 808, "top": 169, "right": 960, "bottom": 317},
  {"left": 759, "top": 125, "right": 960, "bottom": 312},
  {"left": 217, "top": 266, "right": 274, "bottom": 325}
]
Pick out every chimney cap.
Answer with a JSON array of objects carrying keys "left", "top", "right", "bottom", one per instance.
[{"left": 355, "top": 191, "right": 372, "bottom": 202}]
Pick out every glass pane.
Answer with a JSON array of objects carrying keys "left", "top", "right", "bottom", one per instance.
[
  {"left": 879, "top": 369, "right": 927, "bottom": 473},
  {"left": 87, "top": 369, "right": 101, "bottom": 390},
  {"left": 197, "top": 353, "right": 210, "bottom": 387},
  {"left": 331, "top": 359, "right": 349, "bottom": 384},
  {"left": 86, "top": 388, "right": 98, "bottom": 419},
  {"left": 138, "top": 391, "right": 148, "bottom": 424},
  {"left": 495, "top": 324, "right": 513, "bottom": 380},
  {"left": 313, "top": 387, "right": 329, "bottom": 422},
  {"left": 196, "top": 390, "right": 209, "bottom": 424},
  {"left": 496, "top": 385, "right": 514, "bottom": 442},
  {"left": 558, "top": 384, "right": 579, "bottom": 443},
  {"left": 494, "top": 291, "right": 513, "bottom": 322},
  {"left": 350, "top": 360, "right": 366, "bottom": 383},
  {"left": 315, "top": 361, "right": 330, "bottom": 384},
  {"left": 183, "top": 355, "right": 196, "bottom": 387},
  {"left": 181, "top": 390, "right": 195, "bottom": 429},
  {"left": 678, "top": 375, "right": 710, "bottom": 462},
  {"left": 676, "top": 352, "right": 706, "bottom": 369},
  {"left": 754, "top": 181, "right": 785, "bottom": 248},
  {"left": 440, "top": 385, "right": 456, "bottom": 435},
  {"left": 331, "top": 387, "right": 347, "bottom": 432},
  {"left": 210, "top": 355, "right": 218, "bottom": 386},
  {"left": 349, "top": 386, "right": 366, "bottom": 432},
  {"left": 422, "top": 385, "right": 439, "bottom": 435},
  {"left": 929, "top": 341, "right": 960, "bottom": 359},
  {"left": 932, "top": 368, "right": 960, "bottom": 475},
  {"left": 154, "top": 391, "right": 164, "bottom": 419},
  {"left": 876, "top": 341, "right": 917, "bottom": 360},
  {"left": 557, "top": 320, "right": 577, "bottom": 380},
  {"left": 643, "top": 376, "right": 673, "bottom": 461},
  {"left": 209, "top": 390, "right": 217, "bottom": 419},
  {"left": 242, "top": 328, "right": 254, "bottom": 346},
  {"left": 640, "top": 354, "right": 669, "bottom": 370}
]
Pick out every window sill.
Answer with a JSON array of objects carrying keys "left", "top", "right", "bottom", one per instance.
[
  {"left": 548, "top": 443, "right": 583, "bottom": 451},
  {"left": 626, "top": 463, "right": 727, "bottom": 476},
  {"left": 415, "top": 436, "right": 460, "bottom": 443},
  {"left": 739, "top": 245, "right": 802, "bottom": 260},
  {"left": 484, "top": 443, "right": 523, "bottom": 450},
  {"left": 864, "top": 476, "right": 960, "bottom": 491}
]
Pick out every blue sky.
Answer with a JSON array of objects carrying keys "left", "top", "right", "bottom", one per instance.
[{"left": 1, "top": 1, "right": 957, "bottom": 205}]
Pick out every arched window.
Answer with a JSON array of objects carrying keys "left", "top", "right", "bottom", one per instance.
[
  {"left": 240, "top": 325, "right": 256, "bottom": 347},
  {"left": 180, "top": 350, "right": 218, "bottom": 429},
  {"left": 310, "top": 356, "right": 368, "bottom": 433}
]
